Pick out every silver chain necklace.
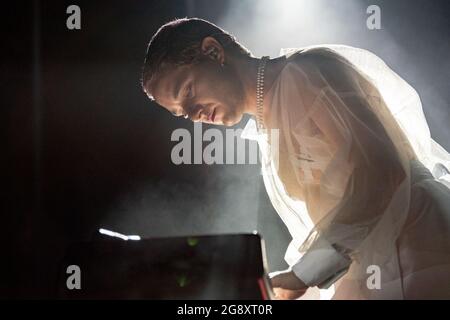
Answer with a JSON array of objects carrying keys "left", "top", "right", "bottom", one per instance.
[{"left": 256, "top": 56, "right": 270, "bottom": 130}]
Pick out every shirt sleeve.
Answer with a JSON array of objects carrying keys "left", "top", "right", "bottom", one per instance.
[{"left": 291, "top": 236, "right": 351, "bottom": 288}]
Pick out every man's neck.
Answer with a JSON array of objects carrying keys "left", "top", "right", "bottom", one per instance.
[{"left": 233, "top": 55, "right": 288, "bottom": 116}]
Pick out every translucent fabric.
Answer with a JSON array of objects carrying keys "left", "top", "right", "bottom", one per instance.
[{"left": 242, "top": 45, "right": 450, "bottom": 299}]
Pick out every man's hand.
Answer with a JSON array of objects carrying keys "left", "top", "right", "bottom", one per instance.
[{"left": 269, "top": 269, "right": 309, "bottom": 300}]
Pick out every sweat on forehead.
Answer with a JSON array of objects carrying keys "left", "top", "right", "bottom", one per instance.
[
  {"left": 146, "top": 65, "right": 191, "bottom": 104},
  {"left": 144, "top": 66, "right": 189, "bottom": 99}
]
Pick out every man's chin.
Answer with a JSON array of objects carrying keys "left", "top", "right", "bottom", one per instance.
[{"left": 221, "top": 113, "right": 243, "bottom": 127}]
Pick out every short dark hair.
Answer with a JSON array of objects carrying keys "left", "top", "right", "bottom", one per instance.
[{"left": 141, "top": 18, "right": 251, "bottom": 98}]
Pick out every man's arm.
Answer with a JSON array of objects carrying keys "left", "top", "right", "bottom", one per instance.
[{"left": 287, "top": 50, "right": 407, "bottom": 288}]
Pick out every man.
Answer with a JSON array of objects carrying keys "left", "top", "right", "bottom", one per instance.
[{"left": 142, "top": 18, "right": 450, "bottom": 299}]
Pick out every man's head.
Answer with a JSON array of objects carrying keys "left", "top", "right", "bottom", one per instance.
[{"left": 142, "top": 18, "right": 252, "bottom": 126}]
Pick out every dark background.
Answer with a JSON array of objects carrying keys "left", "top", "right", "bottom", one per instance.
[{"left": 3, "top": 0, "right": 450, "bottom": 298}]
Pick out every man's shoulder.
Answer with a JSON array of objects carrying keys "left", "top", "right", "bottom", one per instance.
[
  {"left": 282, "top": 46, "right": 362, "bottom": 92},
  {"left": 287, "top": 46, "right": 347, "bottom": 68},
  {"left": 285, "top": 47, "right": 358, "bottom": 82}
]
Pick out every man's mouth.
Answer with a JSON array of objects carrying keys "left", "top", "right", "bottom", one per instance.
[{"left": 208, "top": 108, "right": 216, "bottom": 123}]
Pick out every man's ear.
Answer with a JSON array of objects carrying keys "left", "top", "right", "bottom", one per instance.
[{"left": 201, "top": 36, "right": 225, "bottom": 65}]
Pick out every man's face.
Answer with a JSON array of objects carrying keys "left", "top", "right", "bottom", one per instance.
[{"left": 146, "top": 59, "right": 246, "bottom": 126}]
